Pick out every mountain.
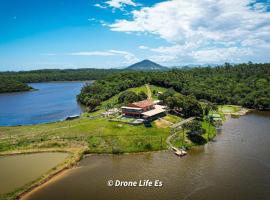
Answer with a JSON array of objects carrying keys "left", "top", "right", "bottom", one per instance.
[{"left": 125, "top": 60, "right": 168, "bottom": 71}]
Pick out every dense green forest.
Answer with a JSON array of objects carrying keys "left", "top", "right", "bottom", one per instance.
[
  {"left": 0, "top": 79, "right": 32, "bottom": 93},
  {"left": 78, "top": 63, "right": 270, "bottom": 110},
  {"left": 0, "top": 68, "right": 118, "bottom": 83},
  {"left": 0, "top": 68, "right": 118, "bottom": 93}
]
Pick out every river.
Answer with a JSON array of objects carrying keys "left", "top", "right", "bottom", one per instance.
[
  {"left": 0, "top": 82, "right": 88, "bottom": 126},
  {"left": 23, "top": 111, "right": 270, "bottom": 200}
]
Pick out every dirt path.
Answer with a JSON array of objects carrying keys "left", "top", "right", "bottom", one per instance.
[{"left": 146, "top": 84, "right": 152, "bottom": 100}]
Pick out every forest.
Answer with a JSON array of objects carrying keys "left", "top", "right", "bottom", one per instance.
[
  {"left": 0, "top": 68, "right": 118, "bottom": 93},
  {"left": 78, "top": 63, "right": 270, "bottom": 110}
]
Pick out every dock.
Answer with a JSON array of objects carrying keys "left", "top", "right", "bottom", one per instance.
[{"left": 166, "top": 117, "right": 195, "bottom": 157}]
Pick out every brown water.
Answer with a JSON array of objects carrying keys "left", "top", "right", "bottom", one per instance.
[
  {"left": 0, "top": 152, "right": 68, "bottom": 194},
  {"left": 24, "top": 111, "right": 270, "bottom": 200}
]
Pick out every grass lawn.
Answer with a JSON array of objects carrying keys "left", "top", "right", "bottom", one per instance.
[
  {"left": 163, "top": 114, "right": 183, "bottom": 124},
  {"left": 218, "top": 105, "right": 242, "bottom": 113},
  {"left": 150, "top": 85, "right": 167, "bottom": 100},
  {"left": 171, "top": 119, "right": 216, "bottom": 148}
]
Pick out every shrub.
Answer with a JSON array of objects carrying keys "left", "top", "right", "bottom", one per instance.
[{"left": 144, "top": 143, "right": 152, "bottom": 150}]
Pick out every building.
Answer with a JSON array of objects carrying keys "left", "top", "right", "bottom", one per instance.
[
  {"left": 121, "top": 100, "right": 166, "bottom": 120},
  {"left": 121, "top": 100, "right": 153, "bottom": 117}
]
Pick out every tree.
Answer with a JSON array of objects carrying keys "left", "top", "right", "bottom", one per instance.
[
  {"left": 138, "top": 91, "right": 148, "bottom": 101},
  {"left": 184, "top": 121, "right": 207, "bottom": 145},
  {"left": 118, "top": 91, "right": 138, "bottom": 104},
  {"left": 87, "top": 99, "right": 101, "bottom": 111},
  {"left": 204, "top": 105, "right": 210, "bottom": 116}
]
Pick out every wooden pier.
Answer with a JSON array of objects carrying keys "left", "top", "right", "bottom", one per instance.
[{"left": 166, "top": 117, "right": 195, "bottom": 157}]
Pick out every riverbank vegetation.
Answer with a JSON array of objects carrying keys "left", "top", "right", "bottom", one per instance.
[{"left": 0, "top": 79, "right": 32, "bottom": 93}]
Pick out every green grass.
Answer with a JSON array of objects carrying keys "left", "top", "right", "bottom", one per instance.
[
  {"left": 163, "top": 114, "right": 183, "bottom": 124},
  {"left": 128, "top": 85, "right": 148, "bottom": 94},
  {"left": 171, "top": 119, "right": 216, "bottom": 148},
  {"left": 201, "top": 119, "right": 216, "bottom": 140},
  {"left": 218, "top": 105, "right": 241, "bottom": 113},
  {"left": 0, "top": 116, "right": 170, "bottom": 154},
  {"left": 150, "top": 85, "right": 167, "bottom": 100}
]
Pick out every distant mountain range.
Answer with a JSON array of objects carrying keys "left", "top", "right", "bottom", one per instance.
[
  {"left": 124, "top": 60, "right": 219, "bottom": 71},
  {"left": 125, "top": 60, "right": 168, "bottom": 71}
]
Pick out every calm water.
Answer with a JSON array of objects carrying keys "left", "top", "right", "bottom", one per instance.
[
  {"left": 0, "top": 82, "right": 88, "bottom": 126},
  {"left": 0, "top": 152, "right": 68, "bottom": 194},
  {"left": 24, "top": 111, "right": 270, "bottom": 200}
]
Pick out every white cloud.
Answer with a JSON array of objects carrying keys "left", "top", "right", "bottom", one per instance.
[
  {"left": 94, "top": 4, "right": 107, "bottom": 9},
  {"left": 44, "top": 50, "right": 139, "bottom": 65},
  {"left": 139, "top": 45, "right": 149, "bottom": 49},
  {"left": 109, "top": 49, "right": 139, "bottom": 63},
  {"left": 94, "top": 0, "right": 138, "bottom": 11},
  {"left": 105, "top": 0, "right": 137, "bottom": 9},
  {"left": 87, "top": 18, "right": 96, "bottom": 22},
  {"left": 109, "top": 0, "right": 270, "bottom": 64},
  {"left": 191, "top": 47, "right": 253, "bottom": 63}
]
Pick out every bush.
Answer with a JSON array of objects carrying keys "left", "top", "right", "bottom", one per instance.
[
  {"left": 144, "top": 143, "right": 152, "bottom": 150},
  {"left": 112, "top": 147, "right": 124, "bottom": 154},
  {"left": 187, "top": 134, "right": 207, "bottom": 145}
]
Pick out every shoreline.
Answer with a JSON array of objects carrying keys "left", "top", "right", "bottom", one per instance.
[
  {"left": 0, "top": 106, "right": 253, "bottom": 200},
  {"left": 19, "top": 149, "right": 172, "bottom": 200},
  {"left": 0, "top": 148, "right": 87, "bottom": 200}
]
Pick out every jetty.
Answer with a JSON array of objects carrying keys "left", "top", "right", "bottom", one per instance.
[{"left": 166, "top": 117, "right": 195, "bottom": 157}]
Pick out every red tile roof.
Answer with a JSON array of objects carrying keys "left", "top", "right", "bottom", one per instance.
[{"left": 129, "top": 100, "right": 153, "bottom": 108}]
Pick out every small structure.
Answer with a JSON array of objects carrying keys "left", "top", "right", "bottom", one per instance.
[
  {"left": 209, "top": 114, "right": 222, "bottom": 122},
  {"left": 102, "top": 108, "right": 119, "bottom": 117},
  {"left": 208, "top": 113, "right": 222, "bottom": 126},
  {"left": 66, "top": 115, "right": 80, "bottom": 120},
  {"left": 153, "top": 100, "right": 161, "bottom": 105}
]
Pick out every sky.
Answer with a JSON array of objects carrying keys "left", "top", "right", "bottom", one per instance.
[{"left": 0, "top": 0, "right": 270, "bottom": 71}]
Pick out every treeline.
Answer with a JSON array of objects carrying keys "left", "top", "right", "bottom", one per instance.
[
  {"left": 0, "top": 68, "right": 119, "bottom": 83},
  {"left": 0, "top": 79, "right": 32, "bottom": 93},
  {"left": 0, "top": 68, "right": 119, "bottom": 93},
  {"left": 78, "top": 63, "right": 270, "bottom": 110}
]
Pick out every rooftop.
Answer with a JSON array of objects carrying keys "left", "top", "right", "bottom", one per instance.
[
  {"left": 130, "top": 100, "right": 153, "bottom": 108},
  {"left": 142, "top": 105, "right": 166, "bottom": 117}
]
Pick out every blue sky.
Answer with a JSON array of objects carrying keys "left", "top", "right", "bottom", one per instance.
[{"left": 0, "top": 0, "right": 270, "bottom": 71}]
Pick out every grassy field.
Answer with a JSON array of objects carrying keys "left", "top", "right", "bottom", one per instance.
[
  {"left": 163, "top": 114, "right": 183, "bottom": 124},
  {"left": 0, "top": 116, "right": 170, "bottom": 154},
  {"left": 218, "top": 105, "right": 242, "bottom": 113}
]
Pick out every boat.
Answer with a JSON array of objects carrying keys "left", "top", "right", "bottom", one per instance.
[{"left": 173, "top": 148, "right": 187, "bottom": 157}]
